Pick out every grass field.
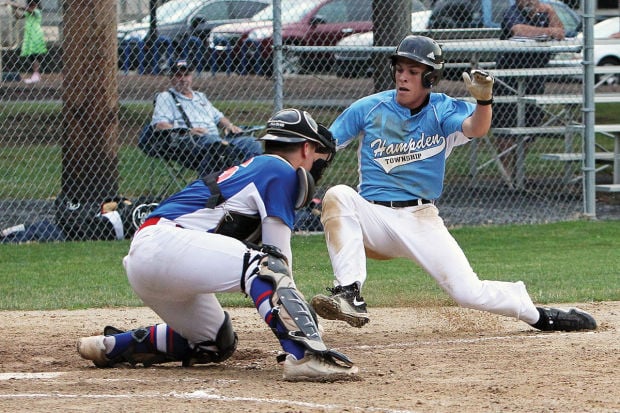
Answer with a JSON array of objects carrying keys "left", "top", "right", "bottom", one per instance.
[
  {"left": 1, "top": 220, "right": 618, "bottom": 311},
  {"left": 1, "top": 103, "right": 618, "bottom": 311}
]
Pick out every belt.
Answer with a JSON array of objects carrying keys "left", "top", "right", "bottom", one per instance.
[
  {"left": 138, "top": 217, "right": 184, "bottom": 232},
  {"left": 370, "top": 199, "right": 433, "bottom": 208},
  {"left": 138, "top": 217, "right": 161, "bottom": 231}
]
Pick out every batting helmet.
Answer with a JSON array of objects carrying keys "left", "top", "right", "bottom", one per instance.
[
  {"left": 390, "top": 35, "right": 444, "bottom": 88},
  {"left": 259, "top": 108, "right": 335, "bottom": 159}
]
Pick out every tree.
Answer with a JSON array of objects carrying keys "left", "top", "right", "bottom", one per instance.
[
  {"left": 61, "top": 0, "right": 119, "bottom": 202},
  {"left": 145, "top": 0, "right": 158, "bottom": 73},
  {"left": 372, "top": 0, "right": 411, "bottom": 92}
]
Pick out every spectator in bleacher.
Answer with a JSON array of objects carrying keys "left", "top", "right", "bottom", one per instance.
[
  {"left": 3, "top": 0, "right": 47, "bottom": 83},
  {"left": 151, "top": 59, "right": 263, "bottom": 175},
  {"left": 494, "top": 0, "right": 565, "bottom": 180}
]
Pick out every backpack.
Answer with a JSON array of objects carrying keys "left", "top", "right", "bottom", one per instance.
[{"left": 54, "top": 193, "right": 161, "bottom": 241}]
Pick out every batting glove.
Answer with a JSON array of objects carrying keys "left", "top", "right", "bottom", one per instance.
[{"left": 462, "top": 69, "right": 494, "bottom": 103}]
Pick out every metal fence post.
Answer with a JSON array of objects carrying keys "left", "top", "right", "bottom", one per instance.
[
  {"left": 153, "top": 35, "right": 173, "bottom": 75},
  {"left": 273, "top": 0, "right": 283, "bottom": 112},
  {"left": 582, "top": 0, "right": 596, "bottom": 218},
  {"left": 183, "top": 36, "right": 203, "bottom": 73}
]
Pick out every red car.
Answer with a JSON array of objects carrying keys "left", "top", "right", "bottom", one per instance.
[{"left": 207, "top": 0, "right": 373, "bottom": 75}]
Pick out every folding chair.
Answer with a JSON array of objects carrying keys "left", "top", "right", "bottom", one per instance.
[{"left": 139, "top": 122, "right": 265, "bottom": 195}]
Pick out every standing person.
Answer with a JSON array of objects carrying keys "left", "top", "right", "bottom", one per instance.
[
  {"left": 77, "top": 108, "right": 359, "bottom": 381},
  {"left": 4, "top": 0, "right": 47, "bottom": 83},
  {"left": 494, "top": 0, "right": 565, "bottom": 179},
  {"left": 309, "top": 35, "right": 596, "bottom": 333},
  {"left": 150, "top": 59, "right": 263, "bottom": 174}
]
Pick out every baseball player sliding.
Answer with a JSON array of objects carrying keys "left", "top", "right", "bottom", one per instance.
[
  {"left": 77, "top": 109, "right": 358, "bottom": 381},
  {"left": 310, "top": 35, "right": 597, "bottom": 333}
]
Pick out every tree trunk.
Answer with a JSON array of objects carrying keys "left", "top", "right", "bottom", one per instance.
[
  {"left": 61, "top": 0, "right": 119, "bottom": 202},
  {"left": 372, "top": 0, "right": 411, "bottom": 93}
]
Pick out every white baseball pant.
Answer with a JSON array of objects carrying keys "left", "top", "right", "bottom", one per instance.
[{"left": 320, "top": 184, "right": 540, "bottom": 324}]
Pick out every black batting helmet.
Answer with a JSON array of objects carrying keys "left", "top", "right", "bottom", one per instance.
[
  {"left": 259, "top": 108, "right": 336, "bottom": 159},
  {"left": 390, "top": 35, "right": 444, "bottom": 88}
]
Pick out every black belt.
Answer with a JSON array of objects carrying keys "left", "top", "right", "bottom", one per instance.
[{"left": 370, "top": 199, "right": 433, "bottom": 208}]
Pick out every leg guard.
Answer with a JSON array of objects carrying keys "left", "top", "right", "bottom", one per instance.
[
  {"left": 245, "top": 245, "right": 355, "bottom": 367},
  {"left": 256, "top": 245, "right": 327, "bottom": 353},
  {"left": 102, "top": 315, "right": 237, "bottom": 368},
  {"left": 182, "top": 311, "right": 238, "bottom": 366},
  {"left": 102, "top": 326, "right": 176, "bottom": 367}
]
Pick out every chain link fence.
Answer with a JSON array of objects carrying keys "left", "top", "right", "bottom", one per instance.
[{"left": 1, "top": 0, "right": 618, "bottom": 242}]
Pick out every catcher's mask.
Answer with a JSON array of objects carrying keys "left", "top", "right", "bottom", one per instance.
[
  {"left": 258, "top": 108, "right": 336, "bottom": 162},
  {"left": 390, "top": 35, "right": 444, "bottom": 89}
]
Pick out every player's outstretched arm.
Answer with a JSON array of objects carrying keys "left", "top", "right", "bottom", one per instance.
[{"left": 462, "top": 69, "right": 494, "bottom": 138}]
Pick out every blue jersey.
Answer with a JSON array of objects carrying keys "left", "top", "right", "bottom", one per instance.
[
  {"left": 330, "top": 90, "right": 474, "bottom": 201},
  {"left": 148, "top": 155, "right": 298, "bottom": 231},
  {"left": 501, "top": 5, "right": 551, "bottom": 38},
  {"left": 497, "top": 5, "right": 553, "bottom": 69}
]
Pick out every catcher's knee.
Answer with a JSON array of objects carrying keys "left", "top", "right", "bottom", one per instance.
[
  {"left": 256, "top": 244, "right": 294, "bottom": 290},
  {"left": 185, "top": 311, "right": 238, "bottom": 366}
]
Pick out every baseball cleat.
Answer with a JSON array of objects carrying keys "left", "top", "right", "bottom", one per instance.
[
  {"left": 310, "top": 284, "right": 370, "bottom": 328},
  {"left": 282, "top": 353, "right": 359, "bottom": 382},
  {"left": 533, "top": 307, "right": 597, "bottom": 331},
  {"left": 77, "top": 335, "right": 111, "bottom": 367}
]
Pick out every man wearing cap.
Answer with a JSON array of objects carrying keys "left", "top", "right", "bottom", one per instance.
[
  {"left": 77, "top": 108, "right": 360, "bottom": 381},
  {"left": 151, "top": 59, "right": 263, "bottom": 174}
]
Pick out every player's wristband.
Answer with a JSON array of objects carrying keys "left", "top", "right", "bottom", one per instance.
[{"left": 476, "top": 98, "right": 494, "bottom": 106}]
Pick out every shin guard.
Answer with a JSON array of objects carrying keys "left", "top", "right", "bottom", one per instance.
[{"left": 255, "top": 245, "right": 327, "bottom": 353}]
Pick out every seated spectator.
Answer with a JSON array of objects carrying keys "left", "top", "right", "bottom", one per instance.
[{"left": 151, "top": 59, "right": 263, "bottom": 175}]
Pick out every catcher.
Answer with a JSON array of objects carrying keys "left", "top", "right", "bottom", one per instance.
[
  {"left": 77, "top": 108, "right": 358, "bottom": 381},
  {"left": 310, "top": 35, "right": 597, "bottom": 333}
]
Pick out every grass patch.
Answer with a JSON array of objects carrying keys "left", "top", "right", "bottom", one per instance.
[{"left": 1, "top": 220, "right": 618, "bottom": 311}]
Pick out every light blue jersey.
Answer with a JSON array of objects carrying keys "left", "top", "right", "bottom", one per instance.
[{"left": 330, "top": 90, "right": 474, "bottom": 201}]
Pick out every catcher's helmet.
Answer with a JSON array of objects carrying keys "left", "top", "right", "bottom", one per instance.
[
  {"left": 259, "top": 108, "right": 335, "bottom": 158},
  {"left": 390, "top": 35, "right": 444, "bottom": 88}
]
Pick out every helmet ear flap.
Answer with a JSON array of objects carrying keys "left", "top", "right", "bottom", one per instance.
[{"left": 422, "top": 69, "right": 435, "bottom": 89}]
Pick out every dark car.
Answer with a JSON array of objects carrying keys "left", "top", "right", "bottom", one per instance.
[
  {"left": 118, "top": 0, "right": 269, "bottom": 71},
  {"left": 333, "top": 0, "right": 581, "bottom": 79},
  {"left": 207, "top": 0, "right": 374, "bottom": 75}
]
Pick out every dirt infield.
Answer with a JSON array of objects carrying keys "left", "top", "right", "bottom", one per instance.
[{"left": 1, "top": 302, "right": 618, "bottom": 412}]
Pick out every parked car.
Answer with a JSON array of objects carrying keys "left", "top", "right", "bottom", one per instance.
[
  {"left": 333, "top": 0, "right": 581, "bottom": 79},
  {"left": 208, "top": 0, "right": 375, "bottom": 75},
  {"left": 117, "top": 0, "right": 269, "bottom": 70},
  {"left": 592, "top": 17, "right": 620, "bottom": 85},
  {"left": 552, "top": 17, "right": 620, "bottom": 85}
]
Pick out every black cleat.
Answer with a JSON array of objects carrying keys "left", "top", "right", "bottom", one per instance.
[
  {"left": 532, "top": 307, "right": 597, "bottom": 331},
  {"left": 310, "top": 284, "right": 370, "bottom": 328}
]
